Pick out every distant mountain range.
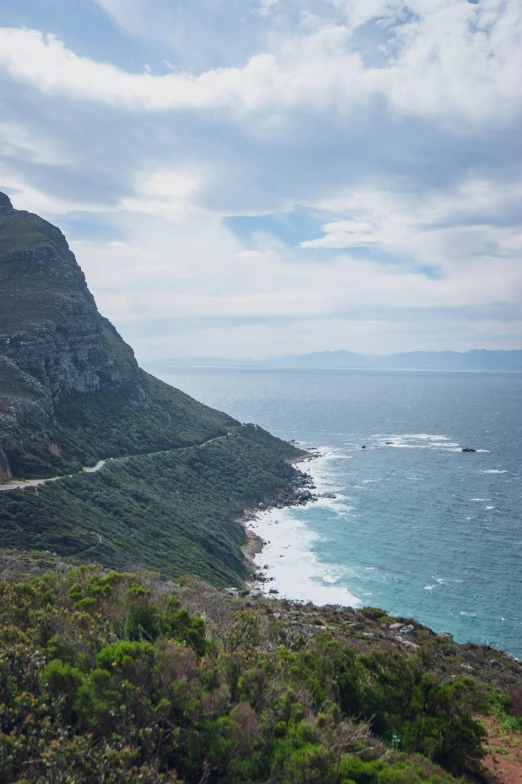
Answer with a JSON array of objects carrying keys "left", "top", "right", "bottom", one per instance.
[{"left": 148, "top": 349, "right": 522, "bottom": 372}]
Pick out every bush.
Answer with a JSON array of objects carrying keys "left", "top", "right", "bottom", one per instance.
[{"left": 0, "top": 569, "right": 498, "bottom": 783}]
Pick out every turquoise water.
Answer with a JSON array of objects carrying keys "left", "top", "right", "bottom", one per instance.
[{"left": 146, "top": 366, "right": 522, "bottom": 657}]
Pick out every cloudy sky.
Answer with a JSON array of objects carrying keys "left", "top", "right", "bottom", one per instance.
[{"left": 0, "top": 0, "right": 521, "bottom": 359}]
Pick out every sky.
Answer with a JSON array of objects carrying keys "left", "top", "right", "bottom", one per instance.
[{"left": 0, "top": 0, "right": 521, "bottom": 360}]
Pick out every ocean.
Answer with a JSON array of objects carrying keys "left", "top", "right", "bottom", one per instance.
[{"left": 145, "top": 365, "right": 522, "bottom": 658}]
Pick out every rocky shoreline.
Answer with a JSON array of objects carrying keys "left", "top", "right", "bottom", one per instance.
[{"left": 241, "top": 445, "right": 335, "bottom": 590}]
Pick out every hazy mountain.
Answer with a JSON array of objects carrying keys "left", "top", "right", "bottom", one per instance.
[{"left": 150, "top": 349, "right": 522, "bottom": 372}]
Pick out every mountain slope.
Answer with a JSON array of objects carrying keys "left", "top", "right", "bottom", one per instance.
[
  {"left": 0, "top": 192, "right": 247, "bottom": 479},
  {"left": 0, "top": 192, "right": 303, "bottom": 583}
]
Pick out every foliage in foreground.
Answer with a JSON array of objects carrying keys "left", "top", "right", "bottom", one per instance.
[{"left": 0, "top": 569, "right": 501, "bottom": 783}]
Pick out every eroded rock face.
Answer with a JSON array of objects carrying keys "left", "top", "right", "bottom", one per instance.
[
  {"left": 0, "top": 192, "right": 13, "bottom": 211},
  {"left": 0, "top": 192, "right": 242, "bottom": 481},
  {"left": 0, "top": 193, "right": 137, "bottom": 477}
]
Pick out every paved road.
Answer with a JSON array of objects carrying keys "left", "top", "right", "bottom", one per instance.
[{"left": 0, "top": 434, "right": 229, "bottom": 493}]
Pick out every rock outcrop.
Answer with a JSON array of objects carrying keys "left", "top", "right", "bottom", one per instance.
[{"left": 0, "top": 192, "right": 238, "bottom": 479}]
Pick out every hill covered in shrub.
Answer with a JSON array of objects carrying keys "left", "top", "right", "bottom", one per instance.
[
  {"left": 0, "top": 425, "right": 302, "bottom": 586},
  {"left": 1, "top": 564, "right": 521, "bottom": 783}
]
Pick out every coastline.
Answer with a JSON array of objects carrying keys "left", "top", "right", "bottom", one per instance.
[
  {"left": 242, "top": 446, "right": 361, "bottom": 607},
  {"left": 240, "top": 441, "right": 521, "bottom": 663}
]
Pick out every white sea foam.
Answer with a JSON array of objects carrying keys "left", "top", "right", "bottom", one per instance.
[
  {"left": 251, "top": 507, "right": 360, "bottom": 606},
  {"left": 424, "top": 585, "right": 436, "bottom": 591},
  {"left": 377, "top": 433, "right": 463, "bottom": 451},
  {"left": 482, "top": 469, "right": 507, "bottom": 474},
  {"left": 388, "top": 443, "right": 428, "bottom": 449},
  {"left": 374, "top": 433, "right": 449, "bottom": 441},
  {"left": 470, "top": 498, "right": 488, "bottom": 502},
  {"left": 248, "top": 449, "right": 361, "bottom": 607},
  {"left": 486, "top": 506, "right": 495, "bottom": 510},
  {"left": 373, "top": 433, "right": 473, "bottom": 453},
  {"left": 405, "top": 434, "right": 449, "bottom": 440}
]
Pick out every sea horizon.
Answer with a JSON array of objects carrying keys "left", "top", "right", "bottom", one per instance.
[{"left": 145, "top": 364, "right": 522, "bottom": 659}]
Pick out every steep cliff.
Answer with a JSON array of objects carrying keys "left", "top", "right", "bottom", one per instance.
[
  {"left": 0, "top": 193, "right": 304, "bottom": 583},
  {"left": 0, "top": 192, "right": 240, "bottom": 480}
]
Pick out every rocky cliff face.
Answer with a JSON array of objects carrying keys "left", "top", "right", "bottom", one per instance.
[
  {"left": 0, "top": 192, "right": 235, "bottom": 480},
  {"left": 0, "top": 192, "right": 136, "bottom": 393}
]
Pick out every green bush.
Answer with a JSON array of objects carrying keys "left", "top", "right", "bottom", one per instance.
[{"left": 0, "top": 570, "right": 497, "bottom": 784}]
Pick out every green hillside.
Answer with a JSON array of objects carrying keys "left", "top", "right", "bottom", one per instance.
[
  {"left": 0, "top": 424, "right": 300, "bottom": 586},
  {"left": 1, "top": 565, "right": 521, "bottom": 783}
]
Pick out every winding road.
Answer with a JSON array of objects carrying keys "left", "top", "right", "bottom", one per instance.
[{"left": 0, "top": 434, "right": 230, "bottom": 493}]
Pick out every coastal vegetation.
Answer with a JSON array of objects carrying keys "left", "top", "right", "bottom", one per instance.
[
  {"left": 0, "top": 425, "right": 301, "bottom": 586},
  {"left": 1, "top": 564, "right": 521, "bottom": 783},
  {"left": 2, "top": 195, "right": 521, "bottom": 783},
  {"left": 0, "top": 194, "right": 301, "bottom": 489},
  {"left": 3, "top": 370, "right": 240, "bottom": 481}
]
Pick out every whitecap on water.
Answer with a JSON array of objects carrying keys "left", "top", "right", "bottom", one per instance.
[
  {"left": 482, "top": 469, "right": 507, "bottom": 474},
  {"left": 375, "top": 433, "right": 449, "bottom": 441},
  {"left": 406, "top": 434, "right": 450, "bottom": 442},
  {"left": 389, "top": 443, "right": 428, "bottom": 449},
  {"left": 424, "top": 585, "right": 436, "bottom": 591},
  {"left": 249, "top": 449, "right": 360, "bottom": 606}
]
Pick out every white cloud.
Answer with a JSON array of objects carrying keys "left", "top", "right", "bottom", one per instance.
[
  {"left": 120, "top": 168, "right": 203, "bottom": 221},
  {"left": 0, "top": 1, "right": 521, "bottom": 127},
  {"left": 257, "top": 0, "right": 280, "bottom": 19},
  {"left": 0, "top": 166, "right": 111, "bottom": 216},
  {"left": 0, "top": 1, "right": 521, "bottom": 356},
  {"left": 71, "top": 188, "right": 521, "bottom": 355},
  {"left": 303, "top": 178, "right": 522, "bottom": 279}
]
